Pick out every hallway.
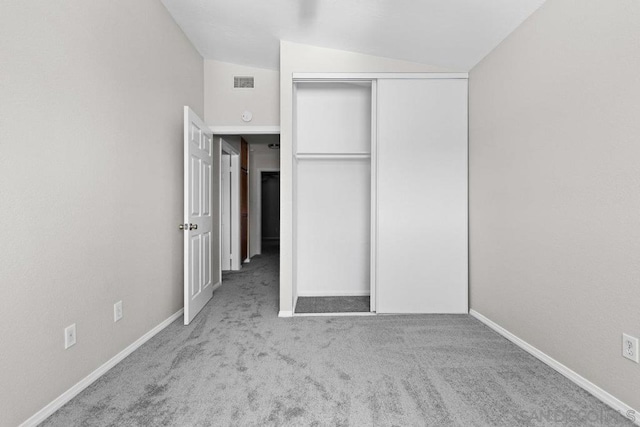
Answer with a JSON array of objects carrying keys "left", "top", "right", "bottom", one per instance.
[{"left": 43, "top": 248, "right": 631, "bottom": 426}]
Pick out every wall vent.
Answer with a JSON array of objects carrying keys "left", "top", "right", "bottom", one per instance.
[{"left": 234, "top": 76, "right": 254, "bottom": 89}]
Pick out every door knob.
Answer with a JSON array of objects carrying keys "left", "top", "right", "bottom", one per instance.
[
  {"left": 179, "top": 223, "right": 188, "bottom": 230},
  {"left": 189, "top": 223, "right": 198, "bottom": 230}
]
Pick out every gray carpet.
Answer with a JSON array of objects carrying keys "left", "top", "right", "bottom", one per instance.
[
  {"left": 42, "top": 246, "right": 633, "bottom": 426},
  {"left": 295, "top": 296, "right": 370, "bottom": 314}
]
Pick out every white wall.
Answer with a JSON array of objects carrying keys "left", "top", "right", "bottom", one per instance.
[
  {"left": 249, "top": 144, "right": 280, "bottom": 257},
  {"left": 469, "top": 0, "right": 640, "bottom": 412},
  {"left": 279, "top": 41, "right": 454, "bottom": 314},
  {"left": 204, "top": 60, "right": 279, "bottom": 127},
  {"left": 0, "top": 2, "right": 203, "bottom": 425}
]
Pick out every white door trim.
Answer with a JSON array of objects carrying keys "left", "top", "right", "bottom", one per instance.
[
  {"left": 220, "top": 152, "right": 232, "bottom": 271},
  {"left": 211, "top": 126, "right": 280, "bottom": 135},
  {"left": 292, "top": 72, "right": 468, "bottom": 81},
  {"left": 230, "top": 155, "right": 240, "bottom": 270},
  {"left": 220, "top": 140, "right": 241, "bottom": 271},
  {"left": 370, "top": 80, "right": 378, "bottom": 313}
]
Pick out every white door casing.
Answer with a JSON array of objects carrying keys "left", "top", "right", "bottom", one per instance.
[
  {"left": 219, "top": 138, "right": 242, "bottom": 271},
  {"left": 184, "top": 107, "right": 214, "bottom": 325},
  {"left": 221, "top": 154, "right": 232, "bottom": 270}
]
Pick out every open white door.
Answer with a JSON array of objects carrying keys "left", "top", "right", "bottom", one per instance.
[{"left": 183, "top": 106, "right": 214, "bottom": 325}]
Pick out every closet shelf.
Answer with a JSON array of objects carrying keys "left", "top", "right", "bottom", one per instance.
[{"left": 295, "top": 153, "right": 371, "bottom": 160}]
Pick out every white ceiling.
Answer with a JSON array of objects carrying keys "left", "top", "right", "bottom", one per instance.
[{"left": 161, "top": 0, "right": 546, "bottom": 71}]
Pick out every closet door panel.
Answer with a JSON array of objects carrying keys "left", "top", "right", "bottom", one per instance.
[
  {"left": 296, "top": 159, "right": 371, "bottom": 296},
  {"left": 376, "top": 79, "right": 468, "bottom": 313}
]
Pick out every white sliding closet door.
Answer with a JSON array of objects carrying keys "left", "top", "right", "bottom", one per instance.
[
  {"left": 295, "top": 82, "right": 372, "bottom": 298},
  {"left": 376, "top": 79, "right": 468, "bottom": 313}
]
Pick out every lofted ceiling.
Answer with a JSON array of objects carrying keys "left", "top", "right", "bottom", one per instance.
[{"left": 161, "top": 0, "right": 547, "bottom": 71}]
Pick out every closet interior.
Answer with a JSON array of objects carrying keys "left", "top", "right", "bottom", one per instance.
[{"left": 294, "top": 81, "right": 373, "bottom": 314}]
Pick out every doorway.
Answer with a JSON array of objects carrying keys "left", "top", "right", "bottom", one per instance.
[
  {"left": 217, "top": 133, "right": 281, "bottom": 272},
  {"left": 260, "top": 171, "right": 280, "bottom": 254},
  {"left": 245, "top": 136, "right": 280, "bottom": 259}
]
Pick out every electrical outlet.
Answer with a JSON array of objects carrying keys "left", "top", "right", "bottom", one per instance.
[
  {"left": 114, "top": 300, "right": 123, "bottom": 322},
  {"left": 622, "top": 333, "right": 639, "bottom": 363},
  {"left": 64, "top": 324, "right": 76, "bottom": 349}
]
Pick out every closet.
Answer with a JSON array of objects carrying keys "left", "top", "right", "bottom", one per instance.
[
  {"left": 294, "top": 81, "right": 373, "bottom": 307},
  {"left": 293, "top": 74, "right": 468, "bottom": 314}
]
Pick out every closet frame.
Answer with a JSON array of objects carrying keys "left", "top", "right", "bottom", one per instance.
[{"left": 291, "top": 72, "right": 468, "bottom": 315}]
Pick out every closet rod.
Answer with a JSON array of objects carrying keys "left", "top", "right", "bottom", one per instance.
[{"left": 295, "top": 153, "right": 371, "bottom": 160}]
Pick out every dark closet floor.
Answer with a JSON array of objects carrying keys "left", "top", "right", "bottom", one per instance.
[{"left": 295, "top": 296, "right": 371, "bottom": 314}]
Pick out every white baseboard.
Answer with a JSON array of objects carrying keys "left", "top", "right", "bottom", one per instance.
[
  {"left": 293, "top": 312, "right": 375, "bottom": 317},
  {"left": 211, "top": 281, "right": 222, "bottom": 292},
  {"left": 278, "top": 310, "right": 293, "bottom": 318},
  {"left": 469, "top": 309, "right": 639, "bottom": 426},
  {"left": 19, "top": 308, "right": 184, "bottom": 427},
  {"left": 297, "top": 291, "right": 371, "bottom": 297}
]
